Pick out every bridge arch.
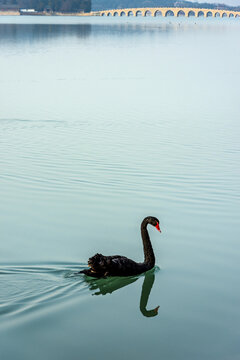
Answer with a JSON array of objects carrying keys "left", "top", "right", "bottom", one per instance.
[
  {"left": 206, "top": 11, "right": 212, "bottom": 17},
  {"left": 215, "top": 12, "right": 220, "bottom": 17},
  {"left": 107, "top": 12, "right": 111, "bottom": 16},
  {"left": 144, "top": 10, "right": 152, "bottom": 16},
  {"left": 136, "top": 10, "right": 142, "bottom": 16},
  {"left": 113, "top": 11, "right": 118, "bottom": 16},
  {"left": 166, "top": 10, "right": 174, "bottom": 17},
  {"left": 229, "top": 13, "right": 234, "bottom": 18},
  {"left": 120, "top": 11, "right": 126, "bottom": 16},
  {"left": 188, "top": 10, "right": 195, "bottom": 17},
  {"left": 177, "top": 10, "right": 185, "bottom": 17},
  {"left": 154, "top": 10, "right": 162, "bottom": 16},
  {"left": 236, "top": 14, "right": 240, "bottom": 18},
  {"left": 198, "top": 11, "right": 204, "bottom": 17},
  {"left": 127, "top": 11, "right": 133, "bottom": 16},
  {"left": 222, "top": 12, "right": 227, "bottom": 17}
]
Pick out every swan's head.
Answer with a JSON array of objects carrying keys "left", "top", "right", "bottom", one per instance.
[{"left": 146, "top": 216, "right": 161, "bottom": 233}]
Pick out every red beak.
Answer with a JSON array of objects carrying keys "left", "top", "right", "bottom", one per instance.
[{"left": 155, "top": 223, "right": 161, "bottom": 232}]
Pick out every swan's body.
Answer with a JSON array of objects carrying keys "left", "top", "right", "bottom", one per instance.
[{"left": 80, "top": 216, "right": 161, "bottom": 278}]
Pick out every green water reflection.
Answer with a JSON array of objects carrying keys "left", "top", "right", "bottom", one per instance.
[{"left": 85, "top": 268, "right": 160, "bottom": 317}]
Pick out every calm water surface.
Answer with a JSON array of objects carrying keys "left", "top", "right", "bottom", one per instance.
[{"left": 0, "top": 16, "right": 240, "bottom": 360}]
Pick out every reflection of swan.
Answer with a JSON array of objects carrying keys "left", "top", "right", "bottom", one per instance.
[
  {"left": 140, "top": 270, "right": 159, "bottom": 317},
  {"left": 84, "top": 268, "right": 159, "bottom": 317},
  {"left": 80, "top": 216, "right": 161, "bottom": 277},
  {"left": 86, "top": 275, "right": 138, "bottom": 295}
]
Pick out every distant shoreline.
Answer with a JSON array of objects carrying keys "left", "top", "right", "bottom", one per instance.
[
  {"left": 0, "top": 11, "right": 19, "bottom": 15},
  {"left": 0, "top": 11, "right": 91, "bottom": 16},
  {"left": 1, "top": 8, "right": 240, "bottom": 17}
]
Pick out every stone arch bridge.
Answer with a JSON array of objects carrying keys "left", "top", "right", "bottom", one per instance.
[{"left": 92, "top": 7, "right": 240, "bottom": 18}]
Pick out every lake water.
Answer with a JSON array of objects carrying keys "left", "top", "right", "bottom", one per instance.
[{"left": 0, "top": 15, "right": 240, "bottom": 360}]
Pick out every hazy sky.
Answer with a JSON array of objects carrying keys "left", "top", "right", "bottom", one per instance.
[{"left": 197, "top": 0, "right": 240, "bottom": 5}]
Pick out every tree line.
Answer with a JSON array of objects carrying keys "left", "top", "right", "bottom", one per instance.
[
  {"left": 1, "top": 0, "right": 91, "bottom": 12},
  {"left": 92, "top": 0, "right": 240, "bottom": 11},
  {"left": 1, "top": 0, "right": 239, "bottom": 13}
]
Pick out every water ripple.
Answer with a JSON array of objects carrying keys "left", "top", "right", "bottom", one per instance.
[{"left": 0, "top": 263, "right": 87, "bottom": 322}]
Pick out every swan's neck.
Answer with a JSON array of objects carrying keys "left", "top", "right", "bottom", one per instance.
[{"left": 141, "top": 220, "right": 155, "bottom": 268}]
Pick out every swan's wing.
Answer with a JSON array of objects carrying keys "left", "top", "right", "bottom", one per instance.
[
  {"left": 88, "top": 253, "right": 122, "bottom": 269},
  {"left": 88, "top": 254, "right": 138, "bottom": 276},
  {"left": 105, "top": 256, "right": 140, "bottom": 275}
]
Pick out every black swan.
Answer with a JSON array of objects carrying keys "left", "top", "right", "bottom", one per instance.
[{"left": 80, "top": 216, "right": 161, "bottom": 278}]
